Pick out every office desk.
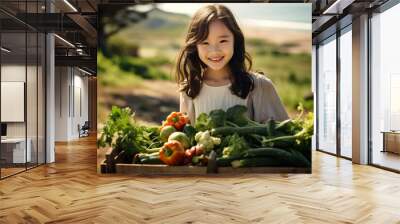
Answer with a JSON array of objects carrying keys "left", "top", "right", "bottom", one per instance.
[{"left": 1, "top": 138, "right": 31, "bottom": 163}]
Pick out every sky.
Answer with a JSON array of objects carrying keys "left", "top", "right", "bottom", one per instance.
[{"left": 157, "top": 3, "right": 311, "bottom": 31}]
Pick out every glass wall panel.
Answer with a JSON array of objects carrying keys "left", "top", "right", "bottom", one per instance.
[
  {"left": 1, "top": 28, "right": 28, "bottom": 178},
  {"left": 0, "top": 0, "right": 46, "bottom": 179},
  {"left": 317, "top": 35, "right": 337, "bottom": 154},
  {"left": 371, "top": 3, "right": 400, "bottom": 171},
  {"left": 27, "top": 30, "right": 38, "bottom": 169},
  {"left": 26, "top": 0, "right": 40, "bottom": 169},
  {"left": 339, "top": 27, "right": 352, "bottom": 158}
]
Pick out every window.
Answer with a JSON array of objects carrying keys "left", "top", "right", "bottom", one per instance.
[
  {"left": 371, "top": 2, "right": 400, "bottom": 171},
  {"left": 339, "top": 26, "right": 352, "bottom": 158},
  {"left": 317, "top": 35, "right": 337, "bottom": 154}
]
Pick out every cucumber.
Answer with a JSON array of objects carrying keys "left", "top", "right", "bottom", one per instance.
[
  {"left": 242, "top": 147, "right": 292, "bottom": 158},
  {"left": 288, "top": 149, "right": 311, "bottom": 167},
  {"left": 134, "top": 152, "right": 160, "bottom": 164},
  {"left": 274, "top": 119, "right": 292, "bottom": 131},
  {"left": 262, "top": 135, "right": 296, "bottom": 148},
  {"left": 231, "top": 157, "right": 281, "bottom": 168},
  {"left": 243, "top": 148, "right": 310, "bottom": 167},
  {"left": 211, "top": 126, "right": 269, "bottom": 136},
  {"left": 216, "top": 157, "right": 235, "bottom": 167},
  {"left": 266, "top": 119, "right": 277, "bottom": 136}
]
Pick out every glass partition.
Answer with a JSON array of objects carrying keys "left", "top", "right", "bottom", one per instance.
[
  {"left": 0, "top": 1, "right": 46, "bottom": 179},
  {"left": 317, "top": 35, "right": 337, "bottom": 154},
  {"left": 1, "top": 30, "right": 28, "bottom": 178}
]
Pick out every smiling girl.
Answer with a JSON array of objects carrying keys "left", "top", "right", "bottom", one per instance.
[{"left": 176, "top": 4, "right": 289, "bottom": 124}]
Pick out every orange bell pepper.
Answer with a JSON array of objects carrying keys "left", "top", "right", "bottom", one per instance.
[
  {"left": 159, "top": 140, "right": 185, "bottom": 165},
  {"left": 164, "top": 112, "right": 189, "bottom": 131}
]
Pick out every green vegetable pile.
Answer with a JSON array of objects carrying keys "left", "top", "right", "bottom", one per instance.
[
  {"left": 98, "top": 104, "right": 313, "bottom": 169},
  {"left": 197, "top": 104, "right": 313, "bottom": 168},
  {"left": 98, "top": 106, "right": 163, "bottom": 164}
]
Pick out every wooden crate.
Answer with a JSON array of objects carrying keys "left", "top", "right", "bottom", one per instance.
[
  {"left": 100, "top": 162, "right": 310, "bottom": 175},
  {"left": 218, "top": 166, "right": 311, "bottom": 174},
  {"left": 100, "top": 148, "right": 311, "bottom": 175},
  {"left": 116, "top": 164, "right": 208, "bottom": 175}
]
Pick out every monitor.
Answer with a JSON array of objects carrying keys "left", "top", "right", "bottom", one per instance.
[{"left": 1, "top": 123, "right": 7, "bottom": 137}]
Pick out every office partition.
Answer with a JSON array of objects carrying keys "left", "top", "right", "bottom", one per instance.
[{"left": 0, "top": 1, "right": 47, "bottom": 179}]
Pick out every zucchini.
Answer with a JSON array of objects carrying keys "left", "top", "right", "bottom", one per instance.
[
  {"left": 231, "top": 157, "right": 281, "bottom": 168},
  {"left": 262, "top": 135, "right": 296, "bottom": 148}
]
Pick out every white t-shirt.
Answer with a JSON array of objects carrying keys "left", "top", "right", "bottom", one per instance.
[
  {"left": 180, "top": 73, "right": 289, "bottom": 124},
  {"left": 193, "top": 82, "right": 248, "bottom": 116}
]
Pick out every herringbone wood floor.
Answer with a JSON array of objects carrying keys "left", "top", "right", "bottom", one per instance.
[{"left": 1, "top": 135, "right": 400, "bottom": 224}]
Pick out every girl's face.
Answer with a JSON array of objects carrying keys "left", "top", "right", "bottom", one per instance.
[{"left": 196, "top": 20, "right": 234, "bottom": 73}]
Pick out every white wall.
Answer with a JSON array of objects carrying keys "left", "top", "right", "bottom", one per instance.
[
  {"left": 55, "top": 67, "right": 89, "bottom": 141},
  {"left": 55, "top": 67, "right": 69, "bottom": 141}
]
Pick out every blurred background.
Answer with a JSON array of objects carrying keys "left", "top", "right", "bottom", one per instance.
[{"left": 98, "top": 3, "right": 312, "bottom": 127}]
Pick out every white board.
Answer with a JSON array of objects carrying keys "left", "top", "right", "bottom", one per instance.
[{"left": 1, "top": 82, "right": 25, "bottom": 122}]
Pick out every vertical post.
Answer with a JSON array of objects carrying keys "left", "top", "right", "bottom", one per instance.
[
  {"left": 312, "top": 45, "right": 317, "bottom": 151},
  {"left": 315, "top": 44, "right": 319, "bottom": 151},
  {"left": 367, "top": 11, "right": 373, "bottom": 165},
  {"left": 0, "top": 20, "right": 2, "bottom": 179},
  {"left": 336, "top": 27, "right": 341, "bottom": 157},
  {"left": 46, "top": 1, "right": 55, "bottom": 163},
  {"left": 352, "top": 14, "right": 369, "bottom": 164},
  {"left": 25, "top": 1, "right": 28, "bottom": 170}
]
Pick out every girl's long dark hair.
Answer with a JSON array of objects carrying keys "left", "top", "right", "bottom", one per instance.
[{"left": 175, "top": 4, "right": 254, "bottom": 99}]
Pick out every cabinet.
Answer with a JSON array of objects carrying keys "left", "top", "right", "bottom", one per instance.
[
  {"left": 382, "top": 131, "right": 400, "bottom": 154},
  {"left": 0, "top": 138, "right": 32, "bottom": 165}
]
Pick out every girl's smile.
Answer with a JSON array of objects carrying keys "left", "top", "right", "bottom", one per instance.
[{"left": 208, "top": 56, "right": 224, "bottom": 63}]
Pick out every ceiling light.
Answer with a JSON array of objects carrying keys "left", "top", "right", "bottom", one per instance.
[
  {"left": 1, "top": 47, "right": 11, "bottom": 53},
  {"left": 63, "top": 0, "right": 78, "bottom": 12},
  {"left": 54, "top": 34, "right": 75, "bottom": 48},
  {"left": 78, "top": 67, "right": 92, "bottom": 76},
  {"left": 323, "top": 0, "right": 355, "bottom": 15}
]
